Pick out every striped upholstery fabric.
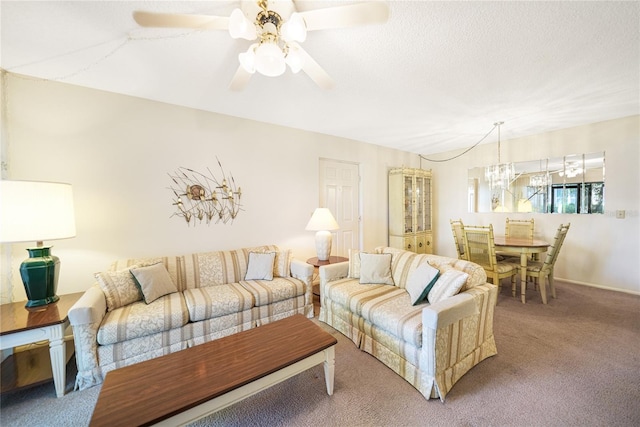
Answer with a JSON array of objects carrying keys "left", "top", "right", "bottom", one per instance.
[
  {"left": 97, "top": 292, "right": 188, "bottom": 345},
  {"left": 183, "top": 283, "right": 255, "bottom": 322},
  {"left": 378, "top": 248, "right": 487, "bottom": 292},
  {"left": 188, "top": 311, "right": 255, "bottom": 346},
  {"left": 239, "top": 277, "right": 306, "bottom": 307},
  {"left": 71, "top": 244, "right": 314, "bottom": 391},
  {"left": 253, "top": 296, "right": 310, "bottom": 326},
  {"left": 323, "top": 278, "right": 424, "bottom": 347},
  {"left": 97, "top": 324, "right": 189, "bottom": 369},
  {"left": 320, "top": 247, "right": 498, "bottom": 401}
]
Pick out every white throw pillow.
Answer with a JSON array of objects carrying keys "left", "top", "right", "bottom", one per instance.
[
  {"left": 245, "top": 252, "right": 276, "bottom": 280},
  {"left": 406, "top": 262, "right": 441, "bottom": 305},
  {"left": 359, "top": 253, "right": 394, "bottom": 285},
  {"left": 95, "top": 265, "right": 142, "bottom": 312},
  {"left": 130, "top": 263, "right": 178, "bottom": 304},
  {"left": 428, "top": 269, "right": 469, "bottom": 304}
]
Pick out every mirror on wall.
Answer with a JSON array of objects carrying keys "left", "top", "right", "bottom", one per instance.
[{"left": 468, "top": 152, "right": 605, "bottom": 214}]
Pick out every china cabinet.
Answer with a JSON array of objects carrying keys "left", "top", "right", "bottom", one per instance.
[{"left": 388, "top": 168, "right": 433, "bottom": 254}]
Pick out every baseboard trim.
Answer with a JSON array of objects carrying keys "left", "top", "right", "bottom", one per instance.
[{"left": 556, "top": 277, "right": 640, "bottom": 296}]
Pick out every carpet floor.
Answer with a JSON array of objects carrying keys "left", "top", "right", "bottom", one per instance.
[{"left": 1, "top": 281, "right": 639, "bottom": 426}]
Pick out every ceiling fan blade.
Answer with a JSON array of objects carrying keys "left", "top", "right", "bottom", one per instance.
[
  {"left": 298, "top": 1, "right": 389, "bottom": 31},
  {"left": 133, "top": 11, "right": 230, "bottom": 30},
  {"left": 292, "top": 43, "right": 335, "bottom": 90},
  {"left": 229, "top": 66, "right": 253, "bottom": 91}
]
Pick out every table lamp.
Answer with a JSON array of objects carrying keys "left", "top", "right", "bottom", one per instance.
[
  {"left": 305, "top": 208, "right": 339, "bottom": 261},
  {"left": 0, "top": 180, "right": 76, "bottom": 307}
]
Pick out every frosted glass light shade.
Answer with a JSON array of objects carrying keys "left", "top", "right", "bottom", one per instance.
[
  {"left": 281, "top": 13, "right": 307, "bottom": 42},
  {"left": 239, "top": 44, "right": 258, "bottom": 73},
  {"left": 255, "top": 42, "right": 286, "bottom": 77},
  {"left": 286, "top": 45, "right": 304, "bottom": 73},
  {"left": 229, "top": 9, "right": 257, "bottom": 40},
  {"left": 0, "top": 180, "right": 76, "bottom": 243}
]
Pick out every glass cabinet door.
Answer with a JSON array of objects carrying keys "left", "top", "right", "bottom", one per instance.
[
  {"left": 424, "top": 177, "right": 431, "bottom": 231},
  {"left": 415, "top": 176, "right": 425, "bottom": 232},
  {"left": 404, "top": 175, "right": 413, "bottom": 232}
]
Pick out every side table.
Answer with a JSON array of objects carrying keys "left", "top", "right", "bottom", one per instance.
[{"left": 0, "top": 292, "right": 82, "bottom": 397}]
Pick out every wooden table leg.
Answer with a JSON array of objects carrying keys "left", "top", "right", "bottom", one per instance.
[
  {"left": 48, "top": 323, "right": 67, "bottom": 398},
  {"left": 323, "top": 346, "right": 335, "bottom": 395},
  {"left": 520, "top": 253, "right": 527, "bottom": 304}
]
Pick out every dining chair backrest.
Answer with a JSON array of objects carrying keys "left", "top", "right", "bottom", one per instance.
[
  {"left": 450, "top": 219, "right": 466, "bottom": 260},
  {"left": 506, "top": 217, "right": 534, "bottom": 240},
  {"left": 462, "top": 224, "right": 498, "bottom": 272},
  {"left": 539, "top": 223, "right": 571, "bottom": 272}
]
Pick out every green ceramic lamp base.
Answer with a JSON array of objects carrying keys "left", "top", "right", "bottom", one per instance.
[{"left": 20, "top": 246, "right": 60, "bottom": 308}]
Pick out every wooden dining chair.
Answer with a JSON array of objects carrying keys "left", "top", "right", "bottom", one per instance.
[
  {"left": 511, "top": 223, "right": 570, "bottom": 304},
  {"left": 499, "top": 217, "right": 536, "bottom": 260},
  {"left": 505, "top": 218, "right": 534, "bottom": 239},
  {"left": 450, "top": 219, "right": 466, "bottom": 260},
  {"left": 462, "top": 224, "right": 518, "bottom": 294}
]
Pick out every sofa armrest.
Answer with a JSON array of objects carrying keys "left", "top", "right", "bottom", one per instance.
[
  {"left": 319, "top": 261, "right": 349, "bottom": 285},
  {"left": 68, "top": 284, "right": 107, "bottom": 326},
  {"left": 420, "top": 283, "right": 498, "bottom": 401},
  {"left": 422, "top": 293, "right": 477, "bottom": 331},
  {"left": 68, "top": 284, "right": 107, "bottom": 391},
  {"left": 290, "top": 258, "right": 313, "bottom": 287}
]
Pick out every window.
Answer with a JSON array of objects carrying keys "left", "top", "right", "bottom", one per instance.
[{"left": 551, "top": 182, "right": 604, "bottom": 214}]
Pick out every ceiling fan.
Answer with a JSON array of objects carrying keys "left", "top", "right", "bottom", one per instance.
[{"left": 133, "top": 0, "right": 389, "bottom": 90}]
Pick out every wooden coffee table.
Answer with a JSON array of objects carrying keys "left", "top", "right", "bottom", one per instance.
[{"left": 90, "top": 314, "right": 337, "bottom": 426}]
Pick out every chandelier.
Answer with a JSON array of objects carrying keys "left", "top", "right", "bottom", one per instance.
[
  {"left": 484, "top": 121, "right": 514, "bottom": 189},
  {"left": 229, "top": 1, "right": 306, "bottom": 77},
  {"left": 559, "top": 161, "right": 583, "bottom": 178},
  {"left": 529, "top": 173, "right": 550, "bottom": 188}
]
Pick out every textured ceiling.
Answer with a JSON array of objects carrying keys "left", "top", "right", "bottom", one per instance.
[{"left": 1, "top": 1, "right": 638, "bottom": 155}]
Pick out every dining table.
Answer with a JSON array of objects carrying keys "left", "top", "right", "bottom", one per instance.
[{"left": 494, "top": 236, "right": 551, "bottom": 303}]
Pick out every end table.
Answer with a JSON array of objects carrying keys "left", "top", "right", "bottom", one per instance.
[{"left": 0, "top": 292, "right": 82, "bottom": 397}]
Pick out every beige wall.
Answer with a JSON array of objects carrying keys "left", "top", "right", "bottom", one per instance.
[
  {"left": 0, "top": 73, "right": 418, "bottom": 301},
  {"left": 1, "top": 72, "right": 638, "bottom": 302},
  {"left": 428, "top": 115, "right": 640, "bottom": 294}
]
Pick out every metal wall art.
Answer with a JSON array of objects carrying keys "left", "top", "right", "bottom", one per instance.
[{"left": 168, "top": 159, "right": 243, "bottom": 225}]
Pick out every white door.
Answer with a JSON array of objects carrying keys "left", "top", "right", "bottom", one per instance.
[{"left": 319, "top": 159, "right": 360, "bottom": 257}]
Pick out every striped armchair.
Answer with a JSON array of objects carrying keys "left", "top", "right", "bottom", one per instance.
[
  {"left": 69, "top": 245, "right": 313, "bottom": 391},
  {"left": 318, "top": 247, "right": 497, "bottom": 401}
]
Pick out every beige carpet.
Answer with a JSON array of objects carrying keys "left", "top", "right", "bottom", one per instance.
[{"left": 1, "top": 281, "right": 639, "bottom": 427}]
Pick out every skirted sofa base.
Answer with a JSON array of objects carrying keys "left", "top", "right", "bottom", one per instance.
[
  {"left": 69, "top": 245, "right": 313, "bottom": 391},
  {"left": 319, "top": 247, "right": 498, "bottom": 401}
]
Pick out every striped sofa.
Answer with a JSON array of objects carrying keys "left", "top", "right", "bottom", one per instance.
[
  {"left": 318, "top": 247, "right": 498, "bottom": 401},
  {"left": 68, "top": 245, "right": 313, "bottom": 391}
]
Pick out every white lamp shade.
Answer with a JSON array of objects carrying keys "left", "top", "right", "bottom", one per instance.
[
  {"left": 0, "top": 180, "right": 76, "bottom": 243},
  {"left": 305, "top": 208, "right": 339, "bottom": 231}
]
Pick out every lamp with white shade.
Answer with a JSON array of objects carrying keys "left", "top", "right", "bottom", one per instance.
[
  {"left": 0, "top": 180, "right": 76, "bottom": 307},
  {"left": 305, "top": 208, "right": 339, "bottom": 261}
]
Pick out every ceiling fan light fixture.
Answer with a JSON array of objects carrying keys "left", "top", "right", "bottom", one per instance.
[
  {"left": 255, "top": 41, "right": 286, "bottom": 77},
  {"left": 285, "top": 46, "right": 304, "bottom": 73},
  {"left": 229, "top": 8, "right": 257, "bottom": 40},
  {"left": 281, "top": 13, "right": 307, "bottom": 42},
  {"left": 239, "top": 44, "right": 258, "bottom": 74}
]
